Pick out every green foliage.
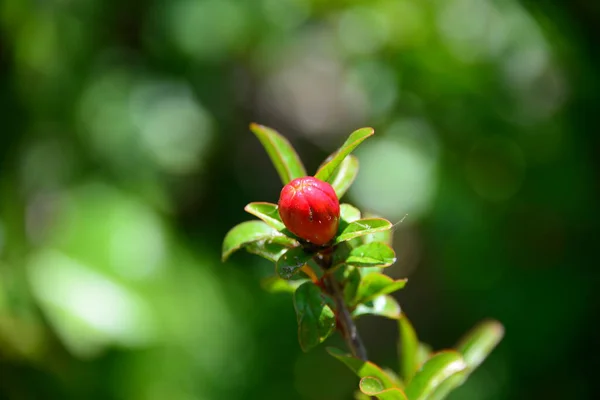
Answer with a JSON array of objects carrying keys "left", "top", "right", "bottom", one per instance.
[
  {"left": 221, "top": 220, "right": 295, "bottom": 261},
  {"left": 249, "top": 123, "right": 307, "bottom": 185},
  {"left": 455, "top": 319, "right": 505, "bottom": 371},
  {"left": 352, "top": 295, "right": 401, "bottom": 320},
  {"left": 327, "top": 347, "right": 398, "bottom": 389},
  {"left": 276, "top": 246, "right": 315, "bottom": 279},
  {"left": 398, "top": 315, "right": 419, "bottom": 383},
  {"left": 404, "top": 351, "right": 468, "bottom": 400},
  {"left": 336, "top": 218, "right": 394, "bottom": 244},
  {"left": 222, "top": 125, "right": 503, "bottom": 400},
  {"left": 359, "top": 377, "right": 408, "bottom": 400},
  {"left": 314, "top": 127, "right": 374, "bottom": 182},
  {"left": 328, "top": 155, "right": 360, "bottom": 199},
  {"left": 294, "top": 282, "right": 336, "bottom": 352}
]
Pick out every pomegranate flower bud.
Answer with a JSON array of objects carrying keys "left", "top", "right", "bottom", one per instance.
[{"left": 278, "top": 176, "right": 340, "bottom": 246}]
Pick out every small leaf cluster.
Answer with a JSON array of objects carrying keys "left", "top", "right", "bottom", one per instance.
[
  {"left": 222, "top": 124, "right": 504, "bottom": 400},
  {"left": 333, "top": 318, "right": 504, "bottom": 400}
]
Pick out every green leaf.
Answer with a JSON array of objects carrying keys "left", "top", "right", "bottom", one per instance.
[
  {"left": 353, "top": 295, "right": 401, "bottom": 320},
  {"left": 261, "top": 276, "right": 306, "bottom": 294},
  {"left": 327, "top": 347, "right": 397, "bottom": 389},
  {"left": 250, "top": 123, "right": 307, "bottom": 184},
  {"left": 244, "top": 202, "right": 286, "bottom": 231},
  {"left": 346, "top": 242, "right": 396, "bottom": 268},
  {"left": 362, "top": 212, "right": 393, "bottom": 245},
  {"left": 404, "top": 351, "right": 468, "bottom": 400},
  {"left": 416, "top": 343, "right": 433, "bottom": 371},
  {"left": 426, "top": 371, "right": 467, "bottom": 400},
  {"left": 359, "top": 377, "right": 408, "bottom": 400},
  {"left": 294, "top": 282, "right": 336, "bottom": 352},
  {"left": 336, "top": 218, "right": 393, "bottom": 244},
  {"left": 277, "top": 246, "right": 315, "bottom": 280},
  {"left": 340, "top": 203, "right": 362, "bottom": 224},
  {"left": 222, "top": 221, "right": 292, "bottom": 261},
  {"left": 328, "top": 155, "right": 360, "bottom": 199},
  {"left": 245, "top": 241, "right": 291, "bottom": 262},
  {"left": 354, "top": 273, "right": 407, "bottom": 306},
  {"left": 341, "top": 266, "right": 361, "bottom": 304},
  {"left": 354, "top": 391, "right": 372, "bottom": 400},
  {"left": 398, "top": 315, "right": 419, "bottom": 383},
  {"left": 315, "top": 127, "right": 374, "bottom": 182},
  {"left": 455, "top": 319, "right": 504, "bottom": 371}
]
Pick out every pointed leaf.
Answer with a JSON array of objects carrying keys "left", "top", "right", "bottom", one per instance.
[
  {"left": 328, "top": 155, "right": 360, "bottom": 199},
  {"left": 353, "top": 295, "right": 401, "bottom": 320},
  {"left": 404, "top": 351, "right": 468, "bottom": 400},
  {"left": 336, "top": 218, "right": 393, "bottom": 244},
  {"left": 327, "top": 347, "right": 397, "bottom": 389},
  {"left": 277, "top": 246, "right": 315, "bottom": 280},
  {"left": 294, "top": 282, "right": 336, "bottom": 352},
  {"left": 315, "top": 127, "right": 374, "bottom": 182},
  {"left": 398, "top": 315, "right": 419, "bottom": 383},
  {"left": 346, "top": 242, "right": 396, "bottom": 268},
  {"left": 250, "top": 123, "right": 307, "bottom": 184},
  {"left": 354, "top": 273, "right": 407, "bottom": 305},
  {"left": 359, "top": 377, "right": 408, "bottom": 400},
  {"left": 455, "top": 319, "right": 504, "bottom": 371},
  {"left": 222, "top": 221, "right": 292, "bottom": 261},
  {"left": 261, "top": 276, "right": 306, "bottom": 294},
  {"left": 244, "top": 202, "right": 286, "bottom": 231}
]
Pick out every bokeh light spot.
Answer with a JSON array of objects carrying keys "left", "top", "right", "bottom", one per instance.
[
  {"left": 349, "top": 120, "right": 440, "bottom": 222},
  {"left": 27, "top": 250, "right": 158, "bottom": 358},
  {"left": 130, "top": 80, "right": 214, "bottom": 174},
  {"left": 168, "top": 0, "right": 248, "bottom": 61}
]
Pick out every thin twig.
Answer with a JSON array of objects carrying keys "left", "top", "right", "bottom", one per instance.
[
  {"left": 324, "top": 274, "right": 368, "bottom": 361},
  {"left": 315, "top": 251, "right": 368, "bottom": 361}
]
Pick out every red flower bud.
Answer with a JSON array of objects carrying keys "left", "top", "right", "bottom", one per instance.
[{"left": 278, "top": 176, "right": 340, "bottom": 246}]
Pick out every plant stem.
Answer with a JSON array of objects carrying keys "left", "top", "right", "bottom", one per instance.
[
  {"left": 324, "top": 274, "right": 368, "bottom": 361},
  {"left": 315, "top": 250, "right": 368, "bottom": 361}
]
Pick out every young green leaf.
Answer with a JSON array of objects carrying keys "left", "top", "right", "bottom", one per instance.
[
  {"left": 276, "top": 246, "right": 315, "bottom": 280},
  {"left": 398, "top": 315, "right": 419, "bottom": 383},
  {"left": 261, "top": 276, "right": 306, "bottom": 294},
  {"left": 346, "top": 242, "right": 396, "bottom": 268},
  {"left": 354, "top": 273, "right": 407, "bottom": 306},
  {"left": 315, "top": 127, "right": 374, "bottom": 182},
  {"left": 425, "top": 371, "right": 467, "bottom": 400},
  {"left": 353, "top": 295, "right": 401, "bottom": 320},
  {"left": 328, "top": 155, "right": 360, "bottom": 199},
  {"left": 244, "top": 202, "right": 286, "bottom": 231},
  {"left": 340, "top": 203, "right": 362, "bottom": 224},
  {"left": 359, "top": 377, "right": 408, "bottom": 400},
  {"left": 327, "top": 347, "right": 398, "bottom": 389},
  {"left": 362, "top": 212, "right": 394, "bottom": 245},
  {"left": 336, "top": 218, "right": 393, "bottom": 244},
  {"left": 403, "top": 351, "right": 468, "bottom": 400},
  {"left": 222, "top": 221, "right": 294, "bottom": 261},
  {"left": 250, "top": 123, "right": 307, "bottom": 184},
  {"left": 294, "top": 282, "right": 336, "bottom": 352},
  {"left": 455, "top": 319, "right": 504, "bottom": 371}
]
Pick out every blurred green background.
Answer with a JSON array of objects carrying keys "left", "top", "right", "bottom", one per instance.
[{"left": 1, "top": 0, "right": 598, "bottom": 399}]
